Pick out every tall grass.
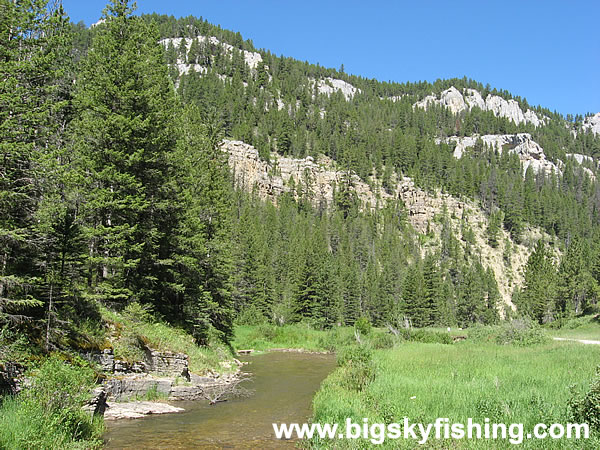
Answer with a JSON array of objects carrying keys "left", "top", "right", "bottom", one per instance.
[
  {"left": 233, "top": 323, "right": 357, "bottom": 352},
  {"left": 546, "top": 315, "right": 600, "bottom": 340},
  {"left": 311, "top": 341, "right": 600, "bottom": 448},
  {"left": 0, "top": 356, "right": 103, "bottom": 449},
  {"left": 100, "top": 304, "right": 231, "bottom": 374}
]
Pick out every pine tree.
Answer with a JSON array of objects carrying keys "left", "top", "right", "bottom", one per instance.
[
  {"left": 173, "top": 104, "right": 234, "bottom": 343},
  {"left": 71, "top": 0, "right": 178, "bottom": 307},
  {"left": 556, "top": 237, "right": 596, "bottom": 316},
  {"left": 518, "top": 240, "right": 556, "bottom": 323},
  {"left": 401, "top": 263, "right": 426, "bottom": 327},
  {"left": 0, "top": 0, "right": 71, "bottom": 324},
  {"left": 422, "top": 253, "right": 442, "bottom": 326}
]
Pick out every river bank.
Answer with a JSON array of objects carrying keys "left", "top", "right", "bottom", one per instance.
[{"left": 103, "top": 351, "right": 336, "bottom": 448}]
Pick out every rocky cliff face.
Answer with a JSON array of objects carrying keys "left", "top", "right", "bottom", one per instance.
[
  {"left": 582, "top": 113, "right": 600, "bottom": 135},
  {"left": 223, "top": 139, "right": 539, "bottom": 311},
  {"left": 414, "top": 86, "right": 546, "bottom": 127},
  {"left": 160, "top": 36, "right": 263, "bottom": 73},
  {"left": 312, "top": 77, "right": 359, "bottom": 100},
  {"left": 439, "top": 133, "right": 561, "bottom": 175}
]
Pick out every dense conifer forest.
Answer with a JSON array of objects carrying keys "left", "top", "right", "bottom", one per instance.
[
  {"left": 3, "top": 1, "right": 600, "bottom": 448},
  {"left": 3, "top": 0, "right": 600, "bottom": 357}
]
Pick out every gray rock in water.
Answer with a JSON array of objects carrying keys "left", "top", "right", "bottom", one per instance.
[{"left": 104, "top": 401, "right": 184, "bottom": 420}]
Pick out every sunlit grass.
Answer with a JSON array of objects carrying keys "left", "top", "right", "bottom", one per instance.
[{"left": 311, "top": 340, "right": 600, "bottom": 448}]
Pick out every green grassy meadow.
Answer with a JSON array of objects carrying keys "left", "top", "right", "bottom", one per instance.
[{"left": 309, "top": 323, "right": 600, "bottom": 449}]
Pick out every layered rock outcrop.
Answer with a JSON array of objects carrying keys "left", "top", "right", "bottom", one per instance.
[
  {"left": 414, "top": 86, "right": 546, "bottom": 127},
  {"left": 92, "top": 348, "right": 190, "bottom": 378},
  {"left": 223, "top": 139, "right": 538, "bottom": 311}
]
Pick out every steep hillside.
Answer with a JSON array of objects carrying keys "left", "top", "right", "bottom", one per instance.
[
  {"left": 138, "top": 13, "right": 600, "bottom": 323},
  {"left": 223, "top": 139, "right": 541, "bottom": 312}
]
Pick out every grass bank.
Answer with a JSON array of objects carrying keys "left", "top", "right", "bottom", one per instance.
[
  {"left": 0, "top": 303, "right": 237, "bottom": 448},
  {"left": 311, "top": 337, "right": 600, "bottom": 448},
  {"left": 98, "top": 304, "right": 232, "bottom": 374},
  {"left": 546, "top": 315, "right": 600, "bottom": 341},
  {"left": 0, "top": 356, "right": 103, "bottom": 449}
]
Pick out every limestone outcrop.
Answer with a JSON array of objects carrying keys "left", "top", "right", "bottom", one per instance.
[
  {"left": 565, "top": 153, "right": 597, "bottom": 180},
  {"left": 439, "top": 133, "right": 560, "bottom": 175},
  {"left": 313, "top": 77, "right": 359, "bottom": 100},
  {"left": 160, "top": 36, "right": 263, "bottom": 73},
  {"left": 104, "top": 401, "right": 185, "bottom": 420},
  {"left": 91, "top": 348, "right": 190, "bottom": 378},
  {"left": 222, "top": 139, "right": 539, "bottom": 311},
  {"left": 582, "top": 113, "right": 600, "bottom": 135},
  {"left": 414, "top": 86, "right": 546, "bottom": 127}
]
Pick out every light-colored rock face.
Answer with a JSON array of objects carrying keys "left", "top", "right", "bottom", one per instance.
[
  {"left": 485, "top": 95, "right": 526, "bottom": 125},
  {"left": 566, "top": 153, "right": 594, "bottom": 165},
  {"left": 464, "top": 88, "right": 485, "bottom": 110},
  {"left": 566, "top": 153, "right": 597, "bottom": 180},
  {"left": 582, "top": 113, "right": 600, "bottom": 135},
  {"left": 313, "top": 77, "right": 359, "bottom": 100},
  {"left": 160, "top": 36, "right": 263, "bottom": 75},
  {"left": 524, "top": 109, "right": 542, "bottom": 127},
  {"left": 415, "top": 86, "right": 466, "bottom": 115},
  {"left": 440, "top": 133, "right": 560, "bottom": 175},
  {"left": 224, "top": 139, "right": 383, "bottom": 212},
  {"left": 414, "top": 86, "right": 546, "bottom": 127},
  {"left": 222, "top": 139, "right": 540, "bottom": 311}
]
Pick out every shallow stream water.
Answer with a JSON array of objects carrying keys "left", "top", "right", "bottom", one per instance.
[{"left": 104, "top": 352, "right": 336, "bottom": 449}]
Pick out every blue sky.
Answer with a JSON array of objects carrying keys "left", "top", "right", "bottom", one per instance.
[{"left": 62, "top": 0, "right": 599, "bottom": 117}]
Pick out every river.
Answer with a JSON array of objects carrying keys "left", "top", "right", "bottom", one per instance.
[{"left": 103, "top": 351, "right": 336, "bottom": 448}]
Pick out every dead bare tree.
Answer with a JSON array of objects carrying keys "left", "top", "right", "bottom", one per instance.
[{"left": 202, "top": 372, "right": 253, "bottom": 405}]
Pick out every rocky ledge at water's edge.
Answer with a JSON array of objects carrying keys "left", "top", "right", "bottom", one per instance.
[{"left": 86, "top": 348, "right": 245, "bottom": 420}]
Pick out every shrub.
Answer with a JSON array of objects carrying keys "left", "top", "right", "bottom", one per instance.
[
  {"left": 495, "top": 319, "right": 549, "bottom": 346},
  {"left": 398, "top": 328, "right": 453, "bottom": 344},
  {"left": 469, "top": 320, "right": 549, "bottom": 346},
  {"left": 336, "top": 345, "right": 375, "bottom": 392},
  {"left": 0, "top": 355, "right": 103, "bottom": 449},
  {"left": 569, "top": 366, "right": 600, "bottom": 431},
  {"left": 354, "top": 317, "right": 372, "bottom": 336},
  {"left": 369, "top": 331, "right": 398, "bottom": 349}
]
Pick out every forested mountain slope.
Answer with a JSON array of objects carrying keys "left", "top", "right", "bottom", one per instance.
[
  {"left": 3, "top": 2, "right": 600, "bottom": 365},
  {"left": 126, "top": 13, "right": 600, "bottom": 324}
]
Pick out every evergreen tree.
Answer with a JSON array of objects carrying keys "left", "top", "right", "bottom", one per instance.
[
  {"left": 401, "top": 263, "right": 426, "bottom": 327},
  {"left": 518, "top": 240, "right": 556, "bottom": 323},
  {"left": 71, "top": 0, "right": 178, "bottom": 308},
  {"left": 0, "top": 0, "right": 71, "bottom": 324},
  {"left": 173, "top": 104, "right": 234, "bottom": 343},
  {"left": 422, "top": 253, "right": 442, "bottom": 326},
  {"left": 556, "top": 237, "right": 596, "bottom": 316}
]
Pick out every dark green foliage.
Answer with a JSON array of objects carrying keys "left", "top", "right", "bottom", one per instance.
[
  {"left": 71, "top": 0, "right": 178, "bottom": 307},
  {"left": 0, "top": 0, "right": 71, "bottom": 324},
  {"left": 556, "top": 237, "right": 598, "bottom": 317},
  {"left": 172, "top": 104, "right": 234, "bottom": 343},
  {"left": 0, "top": 356, "right": 102, "bottom": 448},
  {"left": 569, "top": 366, "right": 600, "bottom": 431},
  {"left": 518, "top": 240, "right": 556, "bottom": 323}
]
